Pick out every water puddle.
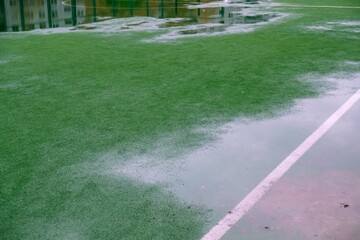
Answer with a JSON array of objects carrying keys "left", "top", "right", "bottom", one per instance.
[
  {"left": 96, "top": 70, "right": 360, "bottom": 227},
  {"left": 0, "top": 0, "right": 287, "bottom": 40}
]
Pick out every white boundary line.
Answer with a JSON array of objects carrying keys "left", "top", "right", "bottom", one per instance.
[{"left": 202, "top": 89, "right": 360, "bottom": 240}]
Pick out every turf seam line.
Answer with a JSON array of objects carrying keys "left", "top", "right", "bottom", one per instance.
[{"left": 201, "top": 89, "right": 360, "bottom": 240}]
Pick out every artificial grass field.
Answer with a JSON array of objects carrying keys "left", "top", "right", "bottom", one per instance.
[{"left": 1, "top": 0, "right": 360, "bottom": 239}]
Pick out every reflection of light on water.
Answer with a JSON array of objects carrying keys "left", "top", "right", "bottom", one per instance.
[
  {"left": 149, "top": 12, "right": 287, "bottom": 42},
  {"left": 1, "top": 0, "right": 290, "bottom": 42},
  {"left": 1, "top": 0, "right": 86, "bottom": 32},
  {"left": 1, "top": 0, "right": 282, "bottom": 33},
  {"left": 23, "top": 8, "right": 288, "bottom": 41}
]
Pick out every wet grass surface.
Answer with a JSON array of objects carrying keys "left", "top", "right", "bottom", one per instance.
[{"left": 1, "top": 0, "right": 360, "bottom": 239}]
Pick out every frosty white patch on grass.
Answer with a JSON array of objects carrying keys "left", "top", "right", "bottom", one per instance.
[
  {"left": 345, "top": 29, "right": 360, "bottom": 33},
  {"left": 19, "top": 217, "right": 84, "bottom": 240},
  {"left": 108, "top": 154, "right": 183, "bottom": 184},
  {"left": 0, "top": 75, "right": 50, "bottom": 92},
  {"left": 344, "top": 61, "right": 360, "bottom": 66},
  {"left": 0, "top": 81, "right": 24, "bottom": 90},
  {"left": 328, "top": 21, "right": 360, "bottom": 27},
  {"left": 306, "top": 21, "right": 360, "bottom": 35},
  {"left": 301, "top": 71, "right": 360, "bottom": 96},
  {"left": 0, "top": 55, "right": 21, "bottom": 65},
  {"left": 99, "top": 129, "right": 210, "bottom": 184},
  {"left": 305, "top": 26, "right": 332, "bottom": 31}
]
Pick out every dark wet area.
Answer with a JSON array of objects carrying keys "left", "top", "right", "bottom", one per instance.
[{"left": 0, "top": 0, "right": 280, "bottom": 33}]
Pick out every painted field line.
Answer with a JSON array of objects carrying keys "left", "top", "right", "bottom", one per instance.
[{"left": 202, "top": 89, "right": 360, "bottom": 240}]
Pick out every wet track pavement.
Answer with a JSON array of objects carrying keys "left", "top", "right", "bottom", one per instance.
[{"left": 171, "top": 73, "right": 360, "bottom": 239}]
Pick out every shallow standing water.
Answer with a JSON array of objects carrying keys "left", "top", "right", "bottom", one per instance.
[{"left": 0, "top": 0, "right": 279, "bottom": 33}]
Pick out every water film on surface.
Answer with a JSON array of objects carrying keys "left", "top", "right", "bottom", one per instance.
[{"left": 0, "top": 0, "right": 285, "bottom": 38}]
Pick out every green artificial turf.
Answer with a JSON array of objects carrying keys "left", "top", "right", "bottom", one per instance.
[{"left": 1, "top": 0, "right": 360, "bottom": 239}]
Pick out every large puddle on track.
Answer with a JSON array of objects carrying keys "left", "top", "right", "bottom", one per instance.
[
  {"left": 174, "top": 73, "right": 360, "bottom": 204},
  {"left": 102, "top": 70, "right": 360, "bottom": 238}
]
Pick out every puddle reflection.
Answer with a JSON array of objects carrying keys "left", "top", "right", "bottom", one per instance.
[{"left": 0, "top": 0, "right": 279, "bottom": 32}]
